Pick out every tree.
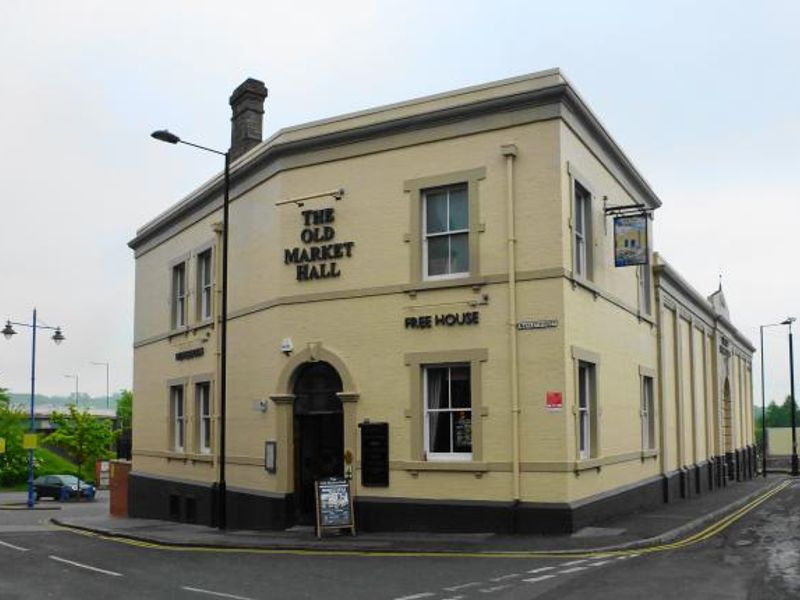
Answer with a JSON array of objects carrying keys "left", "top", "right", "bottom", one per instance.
[
  {"left": 116, "top": 389, "right": 132, "bottom": 430},
  {"left": 0, "top": 388, "right": 28, "bottom": 486},
  {"left": 765, "top": 396, "right": 799, "bottom": 428},
  {"left": 46, "top": 405, "right": 118, "bottom": 491}
]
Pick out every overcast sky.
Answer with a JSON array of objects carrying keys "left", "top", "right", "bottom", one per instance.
[{"left": 1, "top": 1, "right": 797, "bottom": 406}]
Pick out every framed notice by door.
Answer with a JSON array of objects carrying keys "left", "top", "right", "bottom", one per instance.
[{"left": 314, "top": 477, "right": 355, "bottom": 538}]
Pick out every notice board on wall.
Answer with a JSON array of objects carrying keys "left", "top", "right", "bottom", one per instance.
[{"left": 360, "top": 422, "right": 389, "bottom": 487}]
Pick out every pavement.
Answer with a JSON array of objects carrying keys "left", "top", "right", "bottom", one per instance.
[{"left": 45, "top": 474, "right": 791, "bottom": 555}]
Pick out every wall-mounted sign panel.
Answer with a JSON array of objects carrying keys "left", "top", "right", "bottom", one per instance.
[
  {"left": 283, "top": 208, "right": 356, "bottom": 281},
  {"left": 546, "top": 391, "right": 563, "bottom": 411},
  {"left": 360, "top": 422, "right": 389, "bottom": 487},
  {"left": 175, "top": 347, "right": 204, "bottom": 361},
  {"left": 405, "top": 311, "right": 480, "bottom": 329},
  {"left": 614, "top": 215, "right": 648, "bottom": 267},
  {"left": 264, "top": 441, "right": 277, "bottom": 473},
  {"left": 517, "top": 319, "right": 558, "bottom": 331}
]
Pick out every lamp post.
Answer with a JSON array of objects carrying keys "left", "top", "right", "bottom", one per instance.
[
  {"left": 760, "top": 321, "right": 785, "bottom": 477},
  {"left": 91, "top": 361, "right": 110, "bottom": 409},
  {"left": 3, "top": 310, "right": 65, "bottom": 508},
  {"left": 782, "top": 317, "right": 798, "bottom": 476},
  {"left": 64, "top": 374, "right": 79, "bottom": 407},
  {"left": 151, "top": 129, "right": 230, "bottom": 530}
]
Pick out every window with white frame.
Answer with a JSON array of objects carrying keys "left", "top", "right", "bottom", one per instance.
[
  {"left": 639, "top": 264, "right": 652, "bottom": 315},
  {"left": 642, "top": 375, "right": 655, "bottom": 450},
  {"left": 424, "top": 364, "right": 472, "bottom": 459},
  {"left": 573, "top": 181, "right": 592, "bottom": 279},
  {"left": 196, "top": 381, "right": 212, "bottom": 454},
  {"left": 172, "top": 262, "right": 187, "bottom": 328},
  {"left": 423, "top": 184, "right": 469, "bottom": 279},
  {"left": 197, "top": 249, "right": 213, "bottom": 321},
  {"left": 170, "top": 385, "right": 185, "bottom": 452},
  {"left": 577, "top": 361, "right": 595, "bottom": 459}
]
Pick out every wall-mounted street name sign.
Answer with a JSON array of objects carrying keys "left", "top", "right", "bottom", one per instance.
[
  {"left": 175, "top": 347, "right": 204, "bottom": 361},
  {"left": 516, "top": 319, "right": 558, "bottom": 331},
  {"left": 405, "top": 311, "right": 480, "bottom": 329},
  {"left": 283, "top": 208, "right": 355, "bottom": 282}
]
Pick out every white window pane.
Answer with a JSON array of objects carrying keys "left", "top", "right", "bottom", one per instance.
[
  {"left": 574, "top": 196, "right": 584, "bottom": 233},
  {"left": 427, "top": 236, "right": 449, "bottom": 276},
  {"left": 427, "top": 367, "right": 448, "bottom": 409},
  {"left": 449, "top": 233, "right": 469, "bottom": 274},
  {"left": 429, "top": 413, "right": 451, "bottom": 453},
  {"left": 425, "top": 192, "right": 448, "bottom": 234},
  {"left": 202, "top": 253, "right": 211, "bottom": 285},
  {"left": 580, "top": 413, "right": 588, "bottom": 454},
  {"left": 448, "top": 186, "right": 468, "bottom": 230},
  {"left": 578, "top": 365, "right": 588, "bottom": 409},
  {"left": 450, "top": 366, "right": 471, "bottom": 409},
  {"left": 575, "top": 238, "right": 585, "bottom": 275},
  {"left": 452, "top": 411, "right": 472, "bottom": 453}
]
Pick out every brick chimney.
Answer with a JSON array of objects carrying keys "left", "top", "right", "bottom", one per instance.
[{"left": 229, "top": 78, "right": 268, "bottom": 162}]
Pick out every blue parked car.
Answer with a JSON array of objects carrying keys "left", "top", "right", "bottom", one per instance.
[{"left": 33, "top": 475, "right": 96, "bottom": 501}]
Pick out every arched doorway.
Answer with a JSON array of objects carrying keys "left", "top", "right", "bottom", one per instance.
[{"left": 292, "top": 361, "right": 343, "bottom": 523}]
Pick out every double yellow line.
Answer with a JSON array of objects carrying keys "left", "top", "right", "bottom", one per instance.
[{"left": 56, "top": 478, "right": 792, "bottom": 560}]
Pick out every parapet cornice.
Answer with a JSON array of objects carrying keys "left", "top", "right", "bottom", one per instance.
[{"left": 130, "top": 70, "right": 661, "bottom": 253}]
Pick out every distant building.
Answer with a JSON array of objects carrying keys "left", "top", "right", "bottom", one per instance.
[{"left": 128, "top": 70, "right": 756, "bottom": 533}]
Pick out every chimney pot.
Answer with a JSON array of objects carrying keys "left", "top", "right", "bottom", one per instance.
[{"left": 229, "top": 78, "right": 268, "bottom": 162}]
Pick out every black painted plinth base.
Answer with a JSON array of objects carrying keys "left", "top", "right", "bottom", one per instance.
[
  {"left": 128, "top": 447, "right": 760, "bottom": 535},
  {"left": 129, "top": 472, "right": 294, "bottom": 530}
]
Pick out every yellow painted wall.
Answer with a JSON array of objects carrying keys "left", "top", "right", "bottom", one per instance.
[
  {"left": 661, "top": 306, "right": 679, "bottom": 471},
  {"left": 767, "top": 428, "right": 799, "bottom": 455},
  {"left": 130, "top": 99, "right": 754, "bottom": 512},
  {"left": 691, "top": 326, "right": 707, "bottom": 462}
]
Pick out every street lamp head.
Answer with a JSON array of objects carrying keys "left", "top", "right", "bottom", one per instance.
[
  {"left": 2, "top": 320, "right": 16, "bottom": 340},
  {"left": 52, "top": 327, "right": 65, "bottom": 345},
  {"left": 782, "top": 317, "right": 796, "bottom": 326},
  {"left": 151, "top": 129, "right": 181, "bottom": 144}
]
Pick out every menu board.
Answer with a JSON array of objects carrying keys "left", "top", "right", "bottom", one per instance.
[
  {"left": 315, "top": 477, "right": 355, "bottom": 538},
  {"left": 361, "top": 422, "right": 389, "bottom": 487}
]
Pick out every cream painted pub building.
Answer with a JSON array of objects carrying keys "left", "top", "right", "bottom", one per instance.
[{"left": 129, "top": 70, "right": 756, "bottom": 533}]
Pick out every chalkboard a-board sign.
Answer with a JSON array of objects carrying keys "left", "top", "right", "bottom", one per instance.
[
  {"left": 314, "top": 477, "right": 355, "bottom": 538},
  {"left": 360, "top": 422, "right": 389, "bottom": 487}
]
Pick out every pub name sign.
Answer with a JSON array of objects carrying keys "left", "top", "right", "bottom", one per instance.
[{"left": 284, "top": 208, "right": 355, "bottom": 281}]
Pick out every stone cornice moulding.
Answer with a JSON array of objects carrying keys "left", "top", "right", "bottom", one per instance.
[{"left": 130, "top": 70, "right": 661, "bottom": 254}]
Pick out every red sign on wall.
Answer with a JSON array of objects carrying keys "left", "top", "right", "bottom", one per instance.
[{"left": 546, "top": 392, "right": 563, "bottom": 411}]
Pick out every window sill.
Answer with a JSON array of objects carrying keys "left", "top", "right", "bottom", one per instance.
[
  {"left": 395, "top": 460, "right": 488, "bottom": 478},
  {"left": 168, "top": 321, "right": 215, "bottom": 341},
  {"left": 159, "top": 451, "right": 215, "bottom": 464},
  {"left": 405, "top": 275, "right": 487, "bottom": 296}
]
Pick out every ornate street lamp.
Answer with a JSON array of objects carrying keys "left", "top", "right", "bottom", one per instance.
[{"left": 3, "top": 310, "right": 65, "bottom": 508}]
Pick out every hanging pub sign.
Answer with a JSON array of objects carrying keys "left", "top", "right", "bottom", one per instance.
[{"left": 613, "top": 215, "right": 648, "bottom": 267}]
